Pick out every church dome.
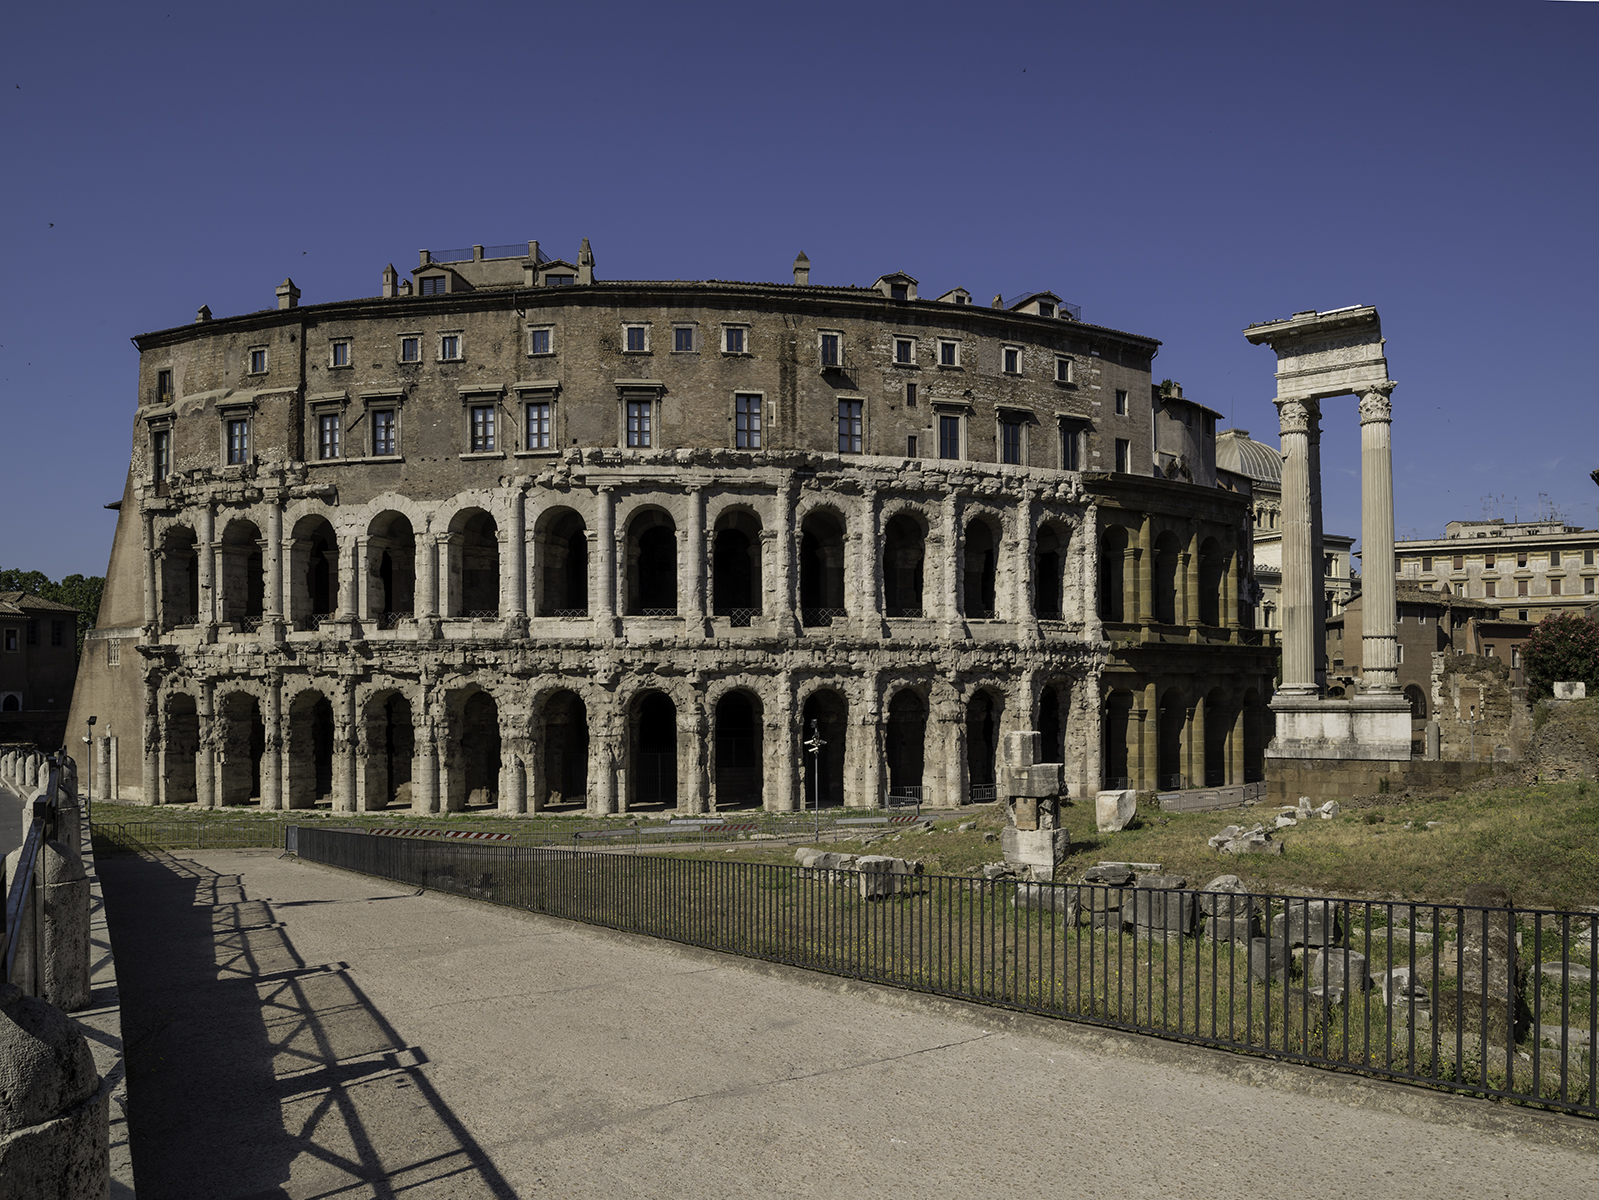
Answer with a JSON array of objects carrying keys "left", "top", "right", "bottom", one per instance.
[{"left": 1216, "top": 429, "right": 1282, "bottom": 485}]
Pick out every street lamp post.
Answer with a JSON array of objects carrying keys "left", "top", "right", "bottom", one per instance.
[
  {"left": 84, "top": 715, "right": 97, "bottom": 823},
  {"left": 803, "top": 719, "right": 826, "bottom": 840}
]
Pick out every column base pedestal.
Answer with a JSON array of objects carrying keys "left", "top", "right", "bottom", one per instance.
[{"left": 1266, "top": 693, "right": 1412, "bottom": 761}]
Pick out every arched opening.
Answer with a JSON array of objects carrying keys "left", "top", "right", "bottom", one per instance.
[
  {"left": 1405, "top": 684, "right": 1428, "bottom": 720},
  {"left": 367, "top": 512, "right": 416, "bottom": 624},
  {"left": 1, "top": 695, "right": 18, "bottom": 713},
  {"left": 218, "top": 691, "right": 264, "bottom": 805},
  {"left": 1153, "top": 531, "right": 1182, "bottom": 626},
  {"left": 1035, "top": 523, "right": 1067, "bottom": 620},
  {"left": 1099, "top": 526, "right": 1128, "bottom": 622},
  {"left": 541, "top": 690, "right": 590, "bottom": 809},
  {"left": 626, "top": 510, "right": 678, "bottom": 615},
  {"left": 632, "top": 691, "right": 677, "bottom": 808},
  {"left": 1204, "top": 688, "right": 1230, "bottom": 787},
  {"left": 966, "top": 689, "right": 1000, "bottom": 800},
  {"left": 449, "top": 509, "right": 500, "bottom": 617},
  {"left": 799, "top": 509, "right": 846, "bottom": 626},
  {"left": 1038, "top": 683, "right": 1066, "bottom": 764},
  {"left": 800, "top": 689, "right": 848, "bottom": 807},
  {"left": 447, "top": 689, "right": 501, "bottom": 810},
  {"left": 1157, "top": 690, "right": 1186, "bottom": 790},
  {"left": 713, "top": 691, "right": 763, "bottom": 808},
  {"left": 1102, "top": 690, "right": 1133, "bottom": 789},
  {"left": 1243, "top": 688, "right": 1266, "bottom": 783},
  {"left": 287, "top": 690, "right": 334, "bottom": 809},
  {"left": 883, "top": 512, "right": 927, "bottom": 618},
  {"left": 164, "top": 693, "right": 199, "bottom": 804},
  {"left": 712, "top": 510, "right": 762, "bottom": 623},
  {"left": 1198, "top": 537, "right": 1224, "bottom": 627},
  {"left": 538, "top": 508, "right": 589, "bottom": 617},
  {"left": 159, "top": 525, "right": 201, "bottom": 629},
  {"left": 289, "top": 515, "right": 338, "bottom": 630},
  {"left": 362, "top": 691, "right": 414, "bottom": 810},
  {"left": 963, "top": 517, "right": 999, "bottom": 619},
  {"left": 217, "top": 519, "right": 264, "bottom": 625},
  {"left": 885, "top": 689, "right": 927, "bottom": 800}
]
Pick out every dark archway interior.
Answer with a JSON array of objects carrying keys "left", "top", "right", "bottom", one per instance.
[
  {"left": 542, "top": 690, "right": 589, "bottom": 807},
  {"left": 1199, "top": 538, "right": 1224, "bottom": 627},
  {"left": 799, "top": 512, "right": 845, "bottom": 614},
  {"left": 885, "top": 690, "right": 926, "bottom": 796},
  {"left": 372, "top": 512, "right": 416, "bottom": 617},
  {"left": 166, "top": 694, "right": 199, "bottom": 803},
  {"left": 1099, "top": 527, "right": 1127, "bottom": 622},
  {"left": 288, "top": 691, "right": 335, "bottom": 808},
  {"left": 543, "top": 511, "right": 589, "bottom": 615},
  {"left": 714, "top": 691, "right": 762, "bottom": 808},
  {"left": 713, "top": 515, "right": 761, "bottom": 616},
  {"left": 460, "top": 690, "right": 500, "bottom": 806},
  {"left": 967, "top": 691, "right": 998, "bottom": 791},
  {"left": 1154, "top": 532, "right": 1181, "bottom": 626},
  {"left": 1158, "top": 693, "right": 1185, "bottom": 788},
  {"left": 630, "top": 514, "right": 678, "bottom": 614},
  {"left": 634, "top": 692, "right": 677, "bottom": 807},
  {"left": 459, "top": 511, "right": 500, "bottom": 616},
  {"left": 367, "top": 692, "right": 414, "bottom": 808},
  {"left": 963, "top": 521, "right": 998, "bottom": 618},
  {"left": 161, "top": 528, "right": 200, "bottom": 628},
  {"left": 219, "top": 692, "right": 264, "bottom": 805},
  {"left": 1103, "top": 692, "right": 1132, "bottom": 788},
  {"left": 1243, "top": 690, "right": 1265, "bottom": 783},
  {"left": 800, "top": 690, "right": 847, "bottom": 807},
  {"left": 1038, "top": 685, "right": 1063, "bottom": 764},
  {"left": 883, "top": 513, "right": 926, "bottom": 617},
  {"left": 1035, "top": 525, "right": 1064, "bottom": 620},
  {"left": 1204, "top": 691, "right": 1228, "bottom": 787}
]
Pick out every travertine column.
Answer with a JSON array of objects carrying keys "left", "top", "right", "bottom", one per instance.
[
  {"left": 683, "top": 486, "right": 705, "bottom": 621},
  {"left": 196, "top": 681, "right": 216, "bottom": 808},
  {"left": 773, "top": 481, "right": 797, "bottom": 627},
  {"left": 1228, "top": 705, "right": 1245, "bottom": 785},
  {"left": 142, "top": 691, "right": 160, "bottom": 806},
  {"left": 1359, "top": 383, "right": 1399, "bottom": 691},
  {"left": 339, "top": 535, "right": 360, "bottom": 620},
  {"left": 771, "top": 685, "right": 796, "bottom": 812},
  {"left": 336, "top": 683, "right": 357, "bottom": 812},
  {"left": 1275, "top": 397, "right": 1319, "bottom": 694},
  {"left": 1083, "top": 504, "right": 1101, "bottom": 637},
  {"left": 1183, "top": 527, "right": 1199, "bottom": 630},
  {"left": 198, "top": 504, "right": 217, "bottom": 629},
  {"left": 1135, "top": 517, "right": 1153, "bottom": 624},
  {"left": 1013, "top": 495, "right": 1035, "bottom": 627},
  {"left": 1308, "top": 407, "right": 1327, "bottom": 687},
  {"left": 418, "top": 522, "right": 439, "bottom": 620},
  {"left": 265, "top": 500, "right": 283, "bottom": 626},
  {"left": 594, "top": 487, "right": 616, "bottom": 622},
  {"left": 507, "top": 484, "right": 528, "bottom": 620},
  {"left": 141, "top": 509, "right": 157, "bottom": 631},
  {"left": 940, "top": 494, "right": 960, "bottom": 630},
  {"left": 262, "top": 676, "right": 282, "bottom": 810},
  {"left": 1188, "top": 700, "right": 1203, "bottom": 787}
]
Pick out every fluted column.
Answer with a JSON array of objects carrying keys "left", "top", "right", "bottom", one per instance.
[
  {"left": 1308, "top": 407, "right": 1327, "bottom": 688},
  {"left": 1359, "top": 383, "right": 1399, "bottom": 691},
  {"left": 1275, "top": 397, "right": 1319, "bottom": 694}
]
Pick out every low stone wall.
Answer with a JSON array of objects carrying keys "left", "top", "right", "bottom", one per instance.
[{"left": 1267, "top": 757, "right": 1514, "bottom": 805}]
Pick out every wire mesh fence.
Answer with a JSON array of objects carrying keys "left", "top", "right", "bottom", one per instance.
[{"left": 293, "top": 826, "right": 1598, "bottom": 1117}]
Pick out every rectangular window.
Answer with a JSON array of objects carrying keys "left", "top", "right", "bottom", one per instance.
[
  {"left": 1421, "top": 555, "right": 1432, "bottom": 572},
  {"left": 894, "top": 337, "right": 914, "bottom": 365},
  {"left": 1055, "top": 357, "right": 1073, "bottom": 384},
  {"left": 330, "top": 341, "right": 350, "bottom": 368},
  {"left": 1484, "top": 580, "right": 1496, "bottom": 598},
  {"left": 440, "top": 334, "right": 462, "bottom": 361},
  {"left": 372, "top": 409, "right": 396, "bottom": 456},
  {"left": 107, "top": 639, "right": 120, "bottom": 667},
  {"left": 837, "top": 399, "right": 863, "bottom": 453},
  {"left": 1485, "top": 645, "right": 1496, "bottom": 658},
  {"left": 906, "top": 382, "right": 917, "bottom": 408},
  {"left": 1003, "top": 346, "right": 1021, "bottom": 375},
  {"left": 1001, "top": 420, "right": 1023, "bottom": 464},
  {"left": 525, "top": 401, "right": 551, "bottom": 450},
  {"left": 1397, "top": 644, "right": 1404, "bottom": 664},
  {"left": 50, "top": 621, "right": 63, "bottom": 647},
  {"left": 906, "top": 434, "right": 918, "bottom": 457},
  {"left": 674, "top": 326, "right": 695, "bottom": 353},
  {"left": 1114, "top": 389, "right": 1127, "bottom": 415},
  {"left": 1552, "top": 549, "right": 1562, "bottom": 567},
  {"left": 249, "top": 348, "right": 267, "bottom": 375},
  {"left": 420, "top": 276, "right": 446, "bottom": 295},
  {"left": 470, "top": 405, "right": 495, "bottom": 452},
  {"left": 1061, "top": 425, "right": 1080, "bottom": 471},
  {"left": 400, "top": 335, "right": 421, "bottom": 363},
  {"left": 3, "top": 629, "right": 16, "bottom": 653},
  {"left": 1552, "top": 577, "right": 1562, "bottom": 595},
  {"left": 1518, "top": 578, "right": 1529, "bottom": 596},
  {"left": 1114, "top": 437, "right": 1130, "bottom": 473},
  {"left": 734, "top": 394, "right": 762, "bottom": 449},
  {"left": 625, "top": 325, "right": 649, "bottom": 353},
  {"left": 318, "top": 413, "right": 341, "bottom": 460},
  {"left": 1484, "top": 553, "right": 1494, "bottom": 568},
  {"left": 938, "top": 339, "right": 959, "bottom": 367},
  {"left": 545, "top": 273, "right": 574, "bottom": 286},
  {"left": 528, "top": 327, "right": 552, "bottom": 356},
  {"left": 626, "top": 399, "right": 652, "bottom": 447},
  {"left": 227, "top": 418, "right": 249, "bottom": 465},
  {"left": 724, "top": 326, "right": 747, "bottom": 354},
  {"left": 152, "top": 429, "right": 170, "bottom": 481},
  {"left": 1586, "top": 577, "right": 1595, "bottom": 595},
  {"left": 820, "top": 332, "right": 841, "bottom": 368},
  {"left": 1453, "top": 554, "right": 1464, "bottom": 570},
  {"left": 1517, "top": 551, "right": 1528, "bottom": 567},
  {"left": 156, "top": 369, "right": 172, "bottom": 400},
  {"left": 1587, "top": 550, "right": 1595, "bottom": 567},
  {"left": 890, "top": 283, "right": 908, "bottom": 301},
  {"left": 939, "top": 415, "right": 961, "bottom": 460}
]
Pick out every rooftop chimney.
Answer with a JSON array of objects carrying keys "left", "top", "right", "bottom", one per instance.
[
  {"left": 276, "top": 278, "right": 301, "bottom": 310},
  {"left": 195, "top": 305, "right": 212, "bottom": 323},
  {"left": 577, "top": 238, "right": 595, "bottom": 285},
  {"left": 381, "top": 263, "right": 399, "bottom": 298},
  {"left": 992, "top": 294, "right": 1003, "bottom": 309},
  {"left": 793, "top": 252, "right": 810, "bottom": 286}
]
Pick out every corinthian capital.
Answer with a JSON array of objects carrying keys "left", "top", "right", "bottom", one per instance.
[
  {"left": 1358, "top": 382, "right": 1396, "bottom": 425},
  {"left": 1275, "top": 397, "right": 1319, "bottom": 437}
]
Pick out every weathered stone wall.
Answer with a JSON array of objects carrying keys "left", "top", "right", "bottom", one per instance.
[
  {"left": 1521, "top": 696, "right": 1599, "bottom": 782},
  {"left": 1431, "top": 652, "right": 1532, "bottom": 762},
  {"left": 1267, "top": 757, "right": 1512, "bottom": 805}
]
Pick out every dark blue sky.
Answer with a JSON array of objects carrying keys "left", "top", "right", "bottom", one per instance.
[{"left": 3, "top": 1, "right": 1595, "bottom": 578}]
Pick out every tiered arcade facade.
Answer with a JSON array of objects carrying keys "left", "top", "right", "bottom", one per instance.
[{"left": 68, "top": 243, "right": 1275, "bottom": 812}]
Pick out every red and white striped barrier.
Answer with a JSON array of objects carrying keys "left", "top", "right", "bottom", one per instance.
[{"left": 369, "top": 827, "right": 513, "bottom": 842}]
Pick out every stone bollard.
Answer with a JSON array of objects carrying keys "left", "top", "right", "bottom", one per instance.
[
  {"left": 0, "top": 983, "right": 110, "bottom": 1200},
  {"left": 3, "top": 839, "right": 92, "bottom": 1012},
  {"left": 23, "top": 755, "right": 38, "bottom": 793}
]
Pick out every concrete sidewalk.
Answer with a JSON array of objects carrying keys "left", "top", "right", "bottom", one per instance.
[{"left": 101, "top": 849, "right": 1598, "bottom": 1199}]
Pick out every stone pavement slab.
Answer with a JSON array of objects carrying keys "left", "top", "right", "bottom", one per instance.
[{"left": 101, "top": 849, "right": 1599, "bottom": 1199}]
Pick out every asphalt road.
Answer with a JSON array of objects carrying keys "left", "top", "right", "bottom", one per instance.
[{"left": 100, "top": 849, "right": 1599, "bottom": 1200}]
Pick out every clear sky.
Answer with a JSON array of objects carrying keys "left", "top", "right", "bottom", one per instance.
[{"left": 2, "top": 1, "right": 1595, "bottom": 580}]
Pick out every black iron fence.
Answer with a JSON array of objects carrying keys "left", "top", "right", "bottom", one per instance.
[
  {"left": 4, "top": 751, "right": 71, "bottom": 983},
  {"left": 293, "top": 827, "right": 1598, "bottom": 1117}
]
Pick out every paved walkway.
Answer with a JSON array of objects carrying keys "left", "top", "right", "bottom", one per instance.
[{"left": 100, "top": 850, "right": 1598, "bottom": 1199}]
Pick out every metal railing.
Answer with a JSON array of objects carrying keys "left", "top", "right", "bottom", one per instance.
[
  {"left": 289, "top": 831, "right": 1599, "bottom": 1118},
  {"left": 636, "top": 607, "right": 679, "bottom": 618},
  {"left": 966, "top": 608, "right": 997, "bottom": 620},
  {"left": 885, "top": 607, "right": 925, "bottom": 619},
  {"left": 969, "top": 783, "right": 998, "bottom": 803},
  {"left": 3, "top": 753, "right": 68, "bottom": 983},
  {"left": 465, "top": 609, "right": 500, "bottom": 620},
  {"left": 713, "top": 607, "right": 759, "bottom": 628},
  {"left": 547, "top": 608, "right": 589, "bottom": 620},
  {"left": 377, "top": 611, "right": 413, "bottom": 630},
  {"left": 295, "top": 612, "right": 333, "bottom": 631},
  {"left": 801, "top": 607, "right": 847, "bottom": 628}
]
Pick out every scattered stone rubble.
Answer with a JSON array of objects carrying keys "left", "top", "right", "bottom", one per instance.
[{"left": 793, "top": 849, "right": 923, "bottom": 899}]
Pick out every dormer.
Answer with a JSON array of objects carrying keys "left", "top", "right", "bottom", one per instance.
[
  {"left": 413, "top": 252, "right": 466, "bottom": 297},
  {"left": 1008, "top": 291, "right": 1063, "bottom": 319},
  {"left": 874, "top": 272, "right": 918, "bottom": 302},
  {"left": 935, "top": 287, "right": 972, "bottom": 306},
  {"left": 534, "top": 259, "right": 579, "bottom": 287}
]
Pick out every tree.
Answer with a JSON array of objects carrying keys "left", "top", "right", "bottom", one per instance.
[
  {"left": 1521, "top": 612, "right": 1599, "bottom": 702},
  {"left": 0, "top": 566, "right": 106, "bottom": 658}
]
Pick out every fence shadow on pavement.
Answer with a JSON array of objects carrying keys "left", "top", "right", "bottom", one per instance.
[{"left": 99, "top": 850, "right": 517, "bottom": 1200}]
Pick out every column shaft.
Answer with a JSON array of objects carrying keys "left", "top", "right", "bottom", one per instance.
[
  {"left": 1360, "top": 385, "right": 1400, "bottom": 690},
  {"left": 141, "top": 510, "right": 157, "bottom": 629},
  {"left": 508, "top": 486, "right": 527, "bottom": 618},
  {"left": 199, "top": 504, "right": 216, "bottom": 628},
  {"left": 1276, "top": 398, "right": 1319, "bottom": 693},
  {"left": 265, "top": 501, "right": 283, "bottom": 622},
  {"left": 684, "top": 487, "right": 705, "bottom": 621},
  {"left": 595, "top": 488, "right": 617, "bottom": 622}
]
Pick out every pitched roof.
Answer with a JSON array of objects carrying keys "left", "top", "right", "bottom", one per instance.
[{"left": 0, "top": 592, "right": 81, "bottom": 614}]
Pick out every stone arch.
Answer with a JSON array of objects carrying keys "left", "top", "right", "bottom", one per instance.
[
  {"left": 539, "top": 688, "right": 590, "bottom": 809},
  {"left": 625, "top": 507, "right": 678, "bottom": 615},
  {"left": 885, "top": 686, "right": 928, "bottom": 800},
  {"left": 798, "top": 506, "right": 847, "bottom": 624},
  {"left": 1037, "top": 680, "right": 1068, "bottom": 764},
  {"left": 1102, "top": 688, "right": 1135, "bottom": 789},
  {"left": 158, "top": 523, "right": 201, "bottom": 629},
  {"left": 962, "top": 513, "right": 1001, "bottom": 619},
  {"left": 1099, "top": 525, "right": 1129, "bottom": 622},
  {"left": 882, "top": 509, "right": 928, "bottom": 618},
  {"left": 289, "top": 514, "right": 339, "bottom": 628},
  {"left": 1203, "top": 686, "right": 1232, "bottom": 788},
  {"left": 1153, "top": 530, "right": 1182, "bottom": 626},
  {"left": 966, "top": 687, "right": 1003, "bottom": 800},
  {"left": 712, "top": 688, "right": 763, "bottom": 809},
  {"left": 163, "top": 691, "right": 200, "bottom": 805},
  {"left": 629, "top": 689, "right": 678, "bottom": 808},
  {"left": 799, "top": 686, "right": 848, "bottom": 808},
  {"left": 287, "top": 687, "right": 335, "bottom": 809},
  {"left": 1035, "top": 520, "right": 1070, "bottom": 620},
  {"left": 441, "top": 686, "right": 501, "bottom": 811},
  {"left": 535, "top": 505, "right": 589, "bottom": 617},
  {"left": 447, "top": 508, "right": 500, "bottom": 617},
  {"left": 217, "top": 689, "right": 265, "bottom": 806},
  {"left": 1198, "top": 536, "right": 1225, "bottom": 628},
  {"left": 1405, "top": 684, "right": 1428, "bottom": 720},
  {"left": 366, "top": 511, "right": 417, "bottom": 622},
  {"left": 712, "top": 507, "right": 762, "bottom": 620},
  {"left": 361, "top": 687, "right": 415, "bottom": 810},
  {"left": 217, "top": 518, "right": 265, "bottom": 625}
]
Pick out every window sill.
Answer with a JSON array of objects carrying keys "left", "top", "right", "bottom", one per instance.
[
  {"left": 937, "top": 364, "right": 963, "bottom": 371},
  {"left": 514, "top": 449, "right": 560, "bottom": 459},
  {"left": 621, "top": 351, "right": 653, "bottom": 356},
  {"left": 459, "top": 451, "right": 505, "bottom": 460},
  {"left": 670, "top": 350, "right": 700, "bottom": 356},
  {"left": 890, "top": 361, "right": 919, "bottom": 370},
  {"left": 526, "top": 351, "right": 556, "bottom": 358},
  {"left": 437, "top": 358, "right": 465, "bottom": 365},
  {"left": 720, "top": 351, "right": 752, "bottom": 358}
]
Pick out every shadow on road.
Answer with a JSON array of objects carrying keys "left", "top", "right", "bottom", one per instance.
[{"left": 100, "top": 851, "right": 516, "bottom": 1199}]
